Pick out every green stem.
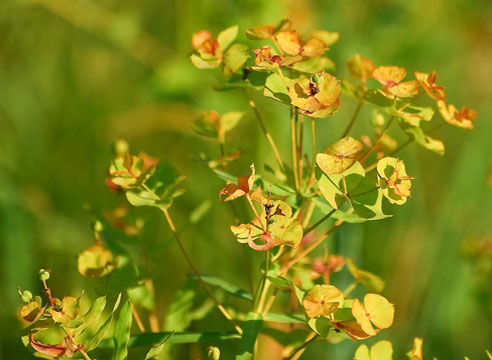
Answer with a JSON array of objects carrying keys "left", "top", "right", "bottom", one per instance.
[
  {"left": 306, "top": 118, "right": 317, "bottom": 193},
  {"left": 341, "top": 101, "right": 364, "bottom": 138},
  {"left": 243, "top": 90, "right": 285, "bottom": 172},
  {"left": 360, "top": 116, "right": 395, "bottom": 163},
  {"left": 290, "top": 107, "right": 300, "bottom": 191},
  {"left": 253, "top": 250, "right": 271, "bottom": 313},
  {"left": 297, "top": 110, "right": 304, "bottom": 189},
  {"left": 304, "top": 209, "right": 336, "bottom": 236},
  {"left": 343, "top": 281, "right": 358, "bottom": 297},
  {"left": 285, "top": 333, "right": 319, "bottom": 360}
]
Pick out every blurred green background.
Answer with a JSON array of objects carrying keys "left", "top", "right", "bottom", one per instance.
[{"left": 1, "top": 0, "right": 491, "bottom": 358}]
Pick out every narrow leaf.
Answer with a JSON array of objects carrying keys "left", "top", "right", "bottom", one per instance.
[
  {"left": 112, "top": 300, "right": 132, "bottom": 360},
  {"left": 194, "top": 274, "right": 253, "bottom": 301},
  {"left": 144, "top": 331, "right": 175, "bottom": 359},
  {"left": 235, "top": 313, "right": 264, "bottom": 360}
]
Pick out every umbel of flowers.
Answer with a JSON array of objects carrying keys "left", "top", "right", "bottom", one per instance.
[{"left": 17, "top": 19, "right": 477, "bottom": 360}]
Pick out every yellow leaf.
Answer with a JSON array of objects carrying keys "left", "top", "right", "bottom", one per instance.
[
  {"left": 354, "top": 344, "right": 371, "bottom": 360},
  {"left": 352, "top": 293, "right": 394, "bottom": 335},
  {"left": 373, "top": 66, "right": 407, "bottom": 86},
  {"left": 352, "top": 298, "right": 377, "bottom": 336},
  {"left": 316, "top": 137, "right": 364, "bottom": 175},
  {"left": 370, "top": 341, "right": 394, "bottom": 360},
  {"left": 387, "top": 80, "right": 420, "bottom": 98},
  {"left": 302, "top": 285, "right": 344, "bottom": 318},
  {"left": 364, "top": 293, "right": 395, "bottom": 329},
  {"left": 77, "top": 245, "right": 115, "bottom": 278}
]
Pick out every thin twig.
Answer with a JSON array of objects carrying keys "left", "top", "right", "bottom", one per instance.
[
  {"left": 162, "top": 207, "right": 243, "bottom": 334},
  {"left": 285, "top": 333, "right": 319, "bottom": 360},
  {"left": 244, "top": 91, "right": 285, "bottom": 171},
  {"left": 360, "top": 116, "right": 395, "bottom": 163},
  {"left": 131, "top": 302, "right": 146, "bottom": 333},
  {"left": 303, "top": 209, "right": 336, "bottom": 236},
  {"left": 341, "top": 101, "right": 364, "bottom": 138},
  {"left": 306, "top": 118, "right": 317, "bottom": 193},
  {"left": 297, "top": 110, "right": 304, "bottom": 188},
  {"left": 290, "top": 107, "right": 300, "bottom": 190}
]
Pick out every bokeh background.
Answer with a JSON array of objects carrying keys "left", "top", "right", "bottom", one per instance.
[{"left": 1, "top": 0, "right": 491, "bottom": 358}]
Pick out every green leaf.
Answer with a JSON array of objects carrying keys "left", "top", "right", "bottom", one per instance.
[
  {"left": 390, "top": 105, "right": 434, "bottom": 127},
  {"left": 85, "top": 294, "right": 122, "bottom": 352},
  {"left": 290, "top": 56, "right": 335, "bottom": 74},
  {"left": 99, "top": 332, "right": 241, "bottom": 348},
  {"left": 307, "top": 316, "right": 332, "bottom": 337},
  {"left": 144, "top": 331, "right": 175, "bottom": 359},
  {"left": 217, "top": 25, "right": 238, "bottom": 51},
  {"left": 125, "top": 161, "right": 184, "bottom": 209},
  {"left": 194, "top": 274, "right": 253, "bottom": 301},
  {"left": 236, "top": 313, "right": 264, "bottom": 360},
  {"left": 266, "top": 275, "right": 291, "bottom": 288},
  {"left": 72, "top": 296, "right": 107, "bottom": 336},
  {"left": 264, "top": 73, "right": 292, "bottom": 105},
  {"left": 318, "top": 162, "right": 390, "bottom": 220},
  {"left": 111, "top": 300, "right": 132, "bottom": 360},
  {"left": 190, "top": 54, "right": 221, "bottom": 69},
  {"left": 293, "top": 285, "right": 306, "bottom": 305},
  {"left": 399, "top": 121, "right": 445, "bottom": 155},
  {"left": 214, "top": 70, "right": 268, "bottom": 91},
  {"left": 223, "top": 44, "right": 250, "bottom": 76},
  {"left": 262, "top": 313, "right": 306, "bottom": 323},
  {"left": 313, "top": 198, "right": 367, "bottom": 224}
]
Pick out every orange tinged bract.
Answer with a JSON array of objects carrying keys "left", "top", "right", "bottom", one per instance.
[
  {"left": 437, "top": 100, "right": 476, "bottom": 129},
  {"left": 373, "top": 66, "right": 407, "bottom": 87},
  {"left": 219, "top": 164, "right": 255, "bottom": 201},
  {"left": 415, "top": 71, "right": 445, "bottom": 100},
  {"left": 275, "top": 30, "right": 302, "bottom": 56},
  {"left": 373, "top": 66, "right": 418, "bottom": 98}
]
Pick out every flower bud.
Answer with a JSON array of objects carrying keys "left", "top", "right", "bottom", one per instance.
[
  {"left": 21, "top": 290, "right": 33, "bottom": 303},
  {"left": 113, "top": 138, "right": 129, "bottom": 156},
  {"left": 39, "top": 269, "right": 50, "bottom": 282},
  {"left": 207, "top": 346, "right": 220, "bottom": 360}
]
